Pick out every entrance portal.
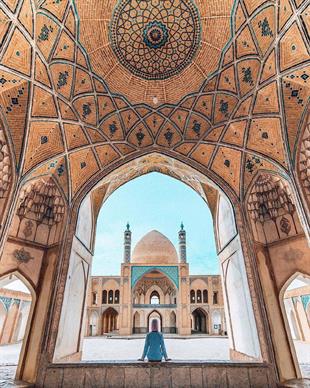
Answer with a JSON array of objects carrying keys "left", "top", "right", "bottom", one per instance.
[
  {"left": 148, "top": 310, "right": 162, "bottom": 332},
  {"left": 102, "top": 307, "right": 118, "bottom": 334},
  {"left": 192, "top": 308, "right": 208, "bottom": 333}
]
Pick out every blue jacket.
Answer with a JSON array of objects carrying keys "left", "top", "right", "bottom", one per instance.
[{"left": 141, "top": 331, "right": 168, "bottom": 361}]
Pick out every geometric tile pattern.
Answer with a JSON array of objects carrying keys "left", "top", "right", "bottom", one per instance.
[
  {"left": 110, "top": 0, "right": 201, "bottom": 80},
  {"left": 0, "top": 0, "right": 309, "bottom": 203},
  {"left": 131, "top": 266, "right": 179, "bottom": 289}
]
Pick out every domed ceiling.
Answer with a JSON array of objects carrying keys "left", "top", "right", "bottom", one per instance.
[
  {"left": 0, "top": 0, "right": 309, "bottom": 206},
  {"left": 110, "top": 0, "right": 201, "bottom": 81},
  {"left": 75, "top": 0, "right": 233, "bottom": 104}
]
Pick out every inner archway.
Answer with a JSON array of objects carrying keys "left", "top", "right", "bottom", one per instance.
[
  {"left": 280, "top": 273, "right": 310, "bottom": 378},
  {"left": 102, "top": 307, "right": 118, "bottom": 334},
  {"left": 0, "top": 272, "right": 34, "bottom": 381},
  {"left": 192, "top": 308, "right": 208, "bottom": 334},
  {"left": 150, "top": 291, "right": 160, "bottom": 305},
  {"left": 148, "top": 310, "right": 162, "bottom": 332}
]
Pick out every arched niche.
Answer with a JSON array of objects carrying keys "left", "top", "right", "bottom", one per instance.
[
  {"left": 0, "top": 175, "right": 68, "bottom": 380},
  {"left": 133, "top": 311, "right": 140, "bottom": 334},
  {"left": 279, "top": 272, "right": 310, "bottom": 379},
  {"left": 246, "top": 172, "right": 304, "bottom": 245},
  {"left": 245, "top": 171, "right": 310, "bottom": 380},
  {"left": 88, "top": 311, "right": 99, "bottom": 336},
  {"left": 170, "top": 311, "right": 176, "bottom": 329}
]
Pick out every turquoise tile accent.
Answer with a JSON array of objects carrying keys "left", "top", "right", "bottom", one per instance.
[{"left": 131, "top": 265, "right": 179, "bottom": 289}]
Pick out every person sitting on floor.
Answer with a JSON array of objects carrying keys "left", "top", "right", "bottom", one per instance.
[{"left": 138, "top": 319, "right": 171, "bottom": 362}]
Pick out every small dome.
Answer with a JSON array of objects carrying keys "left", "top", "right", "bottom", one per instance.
[{"left": 132, "top": 230, "right": 178, "bottom": 264}]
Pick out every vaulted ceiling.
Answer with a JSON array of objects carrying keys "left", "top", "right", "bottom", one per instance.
[{"left": 0, "top": 0, "right": 309, "bottom": 203}]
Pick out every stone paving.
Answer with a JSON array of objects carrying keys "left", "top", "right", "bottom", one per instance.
[
  {"left": 81, "top": 336, "right": 230, "bottom": 361},
  {"left": 0, "top": 366, "right": 32, "bottom": 387}
]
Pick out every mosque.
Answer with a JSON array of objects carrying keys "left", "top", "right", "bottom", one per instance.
[
  {"left": 86, "top": 225, "right": 226, "bottom": 336},
  {"left": 0, "top": 0, "right": 309, "bottom": 385}
]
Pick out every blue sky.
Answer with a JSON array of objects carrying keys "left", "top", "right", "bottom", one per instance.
[{"left": 92, "top": 172, "right": 219, "bottom": 276}]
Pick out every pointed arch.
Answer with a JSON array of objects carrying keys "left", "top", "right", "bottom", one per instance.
[
  {"left": 192, "top": 307, "right": 208, "bottom": 333},
  {"left": 133, "top": 311, "right": 140, "bottom": 334},
  {"left": 279, "top": 272, "right": 310, "bottom": 378},
  {"left": 0, "top": 270, "right": 36, "bottom": 379},
  {"left": 102, "top": 307, "right": 118, "bottom": 334},
  {"left": 147, "top": 310, "right": 162, "bottom": 332}
]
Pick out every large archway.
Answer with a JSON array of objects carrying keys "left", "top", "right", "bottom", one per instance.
[
  {"left": 52, "top": 153, "right": 263, "bottom": 365},
  {"left": 2, "top": 149, "right": 308, "bottom": 385}
]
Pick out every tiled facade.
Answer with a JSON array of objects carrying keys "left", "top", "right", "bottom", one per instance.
[{"left": 86, "top": 229, "right": 225, "bottom": 336}]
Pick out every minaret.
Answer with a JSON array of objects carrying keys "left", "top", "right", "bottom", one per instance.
[
  {"left": 123, "top": 222, "right": 132, "bottom": 263},
  {"left": 178, "top": 222, "right": 187, "bottom": 263}
]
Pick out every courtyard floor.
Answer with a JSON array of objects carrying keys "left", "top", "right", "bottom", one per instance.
[
  {"left": 82, "top": 335, "right": 230, "bottom": 361},
  {"left": 0, "top": 337, "right": 310, "bottom": 386}
]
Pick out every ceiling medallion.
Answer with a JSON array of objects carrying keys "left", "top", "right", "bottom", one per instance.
[{"left": 110, "top": 0, "right": 201, "bottom": 80}]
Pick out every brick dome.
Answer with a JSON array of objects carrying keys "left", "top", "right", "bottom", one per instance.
[{"left": 132, "top": 230, "right": 178, "bottom": 264}]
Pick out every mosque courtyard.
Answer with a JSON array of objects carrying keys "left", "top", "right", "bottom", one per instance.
[{"left": 1, "top": 337, "right": 309, "bottom": 373}]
